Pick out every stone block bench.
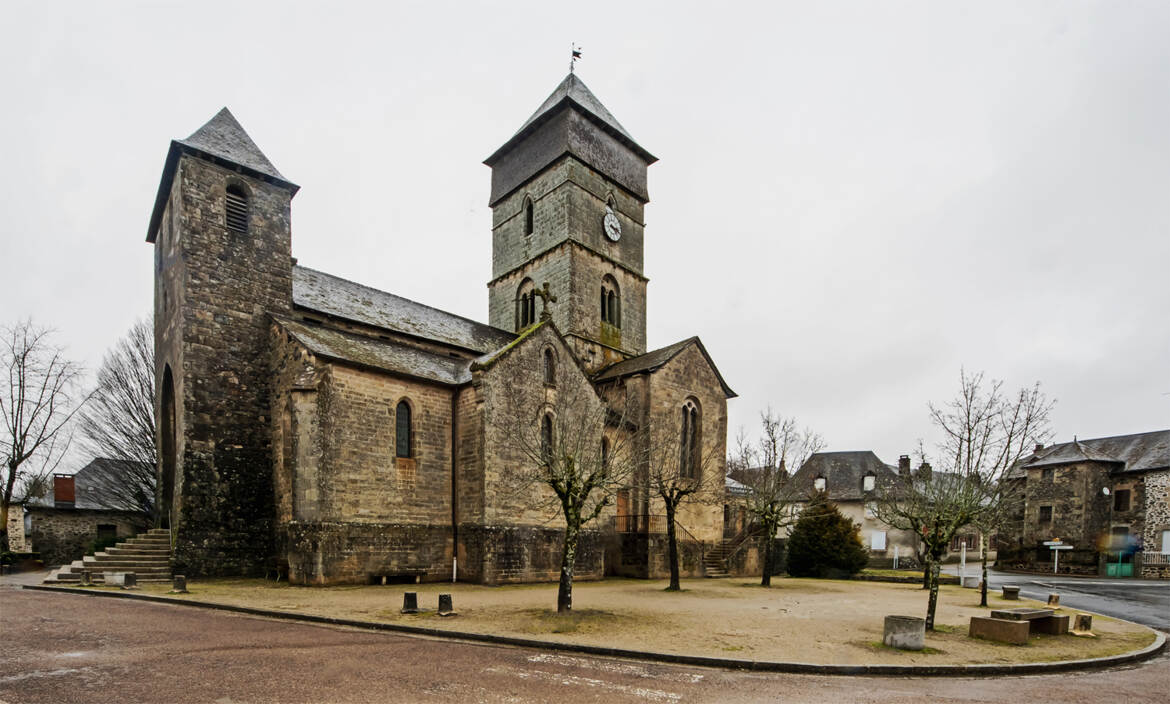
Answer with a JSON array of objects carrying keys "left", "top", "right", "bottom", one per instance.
[{"left": 970, "top": 607, "right": 1070, "bottom": 644}]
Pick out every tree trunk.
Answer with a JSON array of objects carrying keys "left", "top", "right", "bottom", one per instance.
[
  {"left": 665, "top": 500, "right": 681, "bottom": 591},
  {"left": 922, "top": 557, "right": 931, "bottom": 590},
  {"left": 760, "top": 522, "right": 774, "bottom": 587},
  {"left": 925, "top": 561, "right": 941, "bottom": 630},
  {"left": 979, "top": 533, "right": 989, "bottom": 608},
  {"left": 557, "top": 522, "right": 579, "bottom": 613},
  {"left": 0, "top": 503, "right": 9, "bottom": 553}
]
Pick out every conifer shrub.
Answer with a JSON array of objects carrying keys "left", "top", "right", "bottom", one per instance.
[{"left": 786, "top": 491, "right": 869, "bottom": 578}]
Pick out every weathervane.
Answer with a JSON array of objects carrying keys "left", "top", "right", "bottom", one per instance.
[{"left": 570, "top": 43, "right": 582, "bottom": 73}]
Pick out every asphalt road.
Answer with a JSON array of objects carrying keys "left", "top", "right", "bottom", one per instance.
[
  {"left": 1, "top": 586, "right": 1167, "bottom": 704},
  {"left": 942, "top": 565, "right": 1170, "bottom": 630}
]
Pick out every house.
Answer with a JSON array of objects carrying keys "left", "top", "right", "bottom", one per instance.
[
  {"left": 786, "top": 451, "right": 921, "bottom": 566},
  {"left": 147, "top": 73, "right": 739, "bottom": 584},
  {"left": 1000, "top": 430, "right": 1170, "bottom": 578},
  {"left": 21, "top": 459, "right": 150, "bottom": 565}
]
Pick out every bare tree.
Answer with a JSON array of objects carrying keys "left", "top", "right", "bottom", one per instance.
[
  {"left": 874, "top": 370, "right": 1053, "bottom": 628},
  {"left": 1, "top": 320, "right": 85, "bottom": 551},
  {"left": 932, "top": 372, "right": 1053, "bottom": 607},
  {"left": 497, "top": 380, "right": 637, "bottom": 613},
  {"left": 75, "top": 319, "right": 156, "bottom": 522},
  {"left": 641, "top": 411, "right": 723, "bottom": 591},
  {"left": 729, "top": 409, "right": 824, "bottom": 586}
]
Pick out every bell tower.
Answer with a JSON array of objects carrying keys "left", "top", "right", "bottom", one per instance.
[
  {"left": 485, "top": 74, "right": 657, "bottom": 373},
  {"left": 147, "top": 108, "right": 298, "bottom": 576}
]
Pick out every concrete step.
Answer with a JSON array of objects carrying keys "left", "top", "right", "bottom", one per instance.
[
  {"left": 83, "top": 557, "right": 171, "bottom": 568},
  {"left": 105, "top": 547, "right": 170, "bottom": 557}
]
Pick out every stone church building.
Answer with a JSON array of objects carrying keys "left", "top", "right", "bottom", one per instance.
[{"left": 147, "top": 74, "right": 736, "bottom": 584}]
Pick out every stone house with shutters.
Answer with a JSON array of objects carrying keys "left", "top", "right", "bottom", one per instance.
[
  {"left": 146, "top": 73, "right": 738, "bottom": 585},
  {"left": 785, "top": 451, "right": 922, "bottom": 566},
  {"left": 999, "top": 430, "right": 1170, "bottom": 578}
]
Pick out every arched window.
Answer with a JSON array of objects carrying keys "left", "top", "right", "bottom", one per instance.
[
  {"left": 395, "top": 400, "right": 412, "bottom": 458},
  {"left": 225, "top": 184, "right": 249, "bottom": 233},
  {"left": 516, "top": 279, "right": 536, "bottom": 330},
  {"left": 543, "top": 348, "right": 556, "bottom": 386},
  {"left": 160, "top": 365, "right": 177, "bottom": 528},
  {"left": 523, "top": 196, "right": 534, "bottom": 236},
  {"left": 601, "top": 275, "right": 621, "bottom": 328},
  {"left": 541, "top": 413, "right": 554, "bottom": 466},
  {"left": 679, "top": 399, "right": 700, "bottom": 480},
  {"left": 814, "top": 476, "right": 826, "bottom": 492},
  {"left": 862, "top": 473, "right": 876, "bottom": 492}
]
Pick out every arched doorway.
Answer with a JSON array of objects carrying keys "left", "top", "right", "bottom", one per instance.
[{"left": 160, "top": 364, "right": 177, "bottom": 529}]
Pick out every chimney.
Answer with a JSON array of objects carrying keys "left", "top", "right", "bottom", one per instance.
[
  {"left": 898, "top": 455, "right": 911, "bottom": 477},
  {"left": 918, "top": 461, "right": 933, "bottom": 480},
  {"left": 53, "top": 474, "right": 75, "bottom": 508}
]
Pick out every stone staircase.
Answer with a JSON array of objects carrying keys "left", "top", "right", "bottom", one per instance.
[
  {"left": 703, "top": 540, "right": 733, "bottom": 578},
  {"left": 44, "top": 528, "right": 172, "bottom": 585}
]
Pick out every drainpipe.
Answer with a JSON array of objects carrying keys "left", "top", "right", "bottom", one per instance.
[{"left": 451, "top": 388, "right": 459, "bottom": 581}]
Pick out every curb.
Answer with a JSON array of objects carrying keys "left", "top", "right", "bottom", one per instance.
[{"left": 21, "top": 584, "right": 1166, "bottom": 677}]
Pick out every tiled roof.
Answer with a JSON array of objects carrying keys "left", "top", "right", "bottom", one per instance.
[
  {"left": 592, "top": 337, "right": 737, "bottom": 398},
  {"left": 292, "top": 266, "right": 515, "bottom": 354},
  {"left": 275, "top": 316, "right": 472, "bottom": 386},
  {"left": 789, "top": 451, "right": 900, "bottom": 502},
  {"left": 1009, "top": 430, "right": 1170, "bottom": 478}
]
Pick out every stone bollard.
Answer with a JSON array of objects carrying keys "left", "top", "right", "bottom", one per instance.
[
  {"left": 1073, "top": 613, "right": 1093, "bottom": 634},
  {"left": 170, "top": 575, "right": 189, "bottom": 594},
  {"left": 401, "top": 592, "right": 419, "bottom": 614},
  {"left": 438, "top": 593, "right": 456, "bottom": 617},
  {"left": 1047, "top": 593, "right": 1060, "bottom": 607},
  {"left": 122, "top": 572, "right": 138, "bottom": 590},
  {"left": 1001, "top": 585, "right": 1020, "bottom": 600},
  {"left": 883, "top": 615, "right": 925, "bottom": 651},
  {"left": 79, "top": 570, "right": 93, "bottom": 586}
]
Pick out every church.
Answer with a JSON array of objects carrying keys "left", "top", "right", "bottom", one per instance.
[{"left": 147, "top": 73, "right": 737, "bottom": 585}]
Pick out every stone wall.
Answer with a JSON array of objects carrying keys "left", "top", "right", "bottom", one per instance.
[
  {"left": 460, "top": 524, "right": 605, "bottom": 585},
  {"left": 284, "top": 521, "right": 453, "bottom": 585},
  {"left": 5, "top": 507, "right": 29, "bottom": 552},
  {"left": 155, "top": 153, "right": 294, "bottom": 577},
  {"left": 608, "top": 533, "right": 705, "bottom": 579},
  {"left": 1140, "top": 469, "right": 1170, "bottom": 578},
  {"left": 26, "top": 508, "right": 145, "bottom": 566},
  {"left": 643, "top": 344, "right": 728, "bottom": 544}
]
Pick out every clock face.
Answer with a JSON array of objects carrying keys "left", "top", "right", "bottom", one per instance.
[{"left": 603, "top": 208, "right": 622, "bottom": 242}]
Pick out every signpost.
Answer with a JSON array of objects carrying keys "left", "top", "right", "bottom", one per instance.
[{"left": 1044, "top": 540, "right": 1073, "bottom": 574}]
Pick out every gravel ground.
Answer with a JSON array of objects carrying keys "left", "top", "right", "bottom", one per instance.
[{"left": 90, "top": 575, "right": 1156, "bottom": 666}]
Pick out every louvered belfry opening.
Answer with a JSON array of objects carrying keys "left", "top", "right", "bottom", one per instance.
[{"left": 225, "top": 184, "right": 249, "bottom": 233}]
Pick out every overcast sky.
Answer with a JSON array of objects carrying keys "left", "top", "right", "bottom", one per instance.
[{"left": 2, "top": 1, "right": 1166, "bottom": 471}]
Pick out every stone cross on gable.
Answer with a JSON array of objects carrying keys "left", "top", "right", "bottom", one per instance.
[{"left": 533, "top": 282, "right": 557, "bottom": 321}]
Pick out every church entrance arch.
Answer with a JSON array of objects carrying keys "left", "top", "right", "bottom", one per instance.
[{"left": 160, "top": 364, "right": 177, "bottom": 529}]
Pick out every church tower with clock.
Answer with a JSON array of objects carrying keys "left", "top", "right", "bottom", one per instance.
[{"left": 484, "top": 74, "right": 657, "bottom": 373}]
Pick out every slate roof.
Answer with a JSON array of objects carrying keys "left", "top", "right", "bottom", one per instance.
[
  {"left": 27, "top": 459, "right": 151, "bottom": 511},
  {"left": 1007, "top": 430, "right": 1170, "bottom": 478},
  {"left": 275, "top": 316, "right": 472, "bottom": 386},
  {"left": 147, "top": 107, "right": 298, "bottom": 242},
  {"left": 485, "top": 73, "right": 656, "bottom": 166},
  {"left": 292, "top": 266, "right": 515, "bottom": 354},
  {"left": 177, "top": 108, "right": 291, "bottom": 183},
  {"left": 789, "top": 451, "right": 900, "bottom": 502},
  {"left": 592, "top": 337, "right": 737, "bottom": 398}
]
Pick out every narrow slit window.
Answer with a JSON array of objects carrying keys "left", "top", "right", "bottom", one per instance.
[
  {"left": 225, "top": 185, "right": 249, "bottom": 233},
  {"left": 524, "top": 197, "right": 534, "bottom": 236},
  {"left": 395, "top": 401, "right": 412, "bottom": 458},
  {"left": 543, "top": 348, "right": 556, "bottom": 385},
  {"left": 541, "top": 414, "right": 554, "bottom": 465}
]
